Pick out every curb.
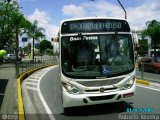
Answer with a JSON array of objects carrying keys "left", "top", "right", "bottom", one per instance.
[
  {"left": 17, "top": 65, "right": 53, "bottom": 120},
  {"left": 136, "top": 79, "right": 150, "bottom": 86}
]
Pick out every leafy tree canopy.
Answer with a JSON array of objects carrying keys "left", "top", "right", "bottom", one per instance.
[
  {"left": 27, "top": 20, "right": 45, "bottom": 59},
  {"left": 143, "top": 20, "right": 160, "bottom": 54},
  {"left": 0, "top": 1, "right": 32, "bottom": 50},
  {"left": 39, "top": 40, "right": 53, "bottom": 54}
]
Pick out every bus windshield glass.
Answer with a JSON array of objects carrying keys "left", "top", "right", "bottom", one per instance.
[{"left": 61, "top": 34, "right": 134, "bottom": 78}]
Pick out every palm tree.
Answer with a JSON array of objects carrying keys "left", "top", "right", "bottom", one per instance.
[
  {"left": 28, "top": 20, "right": 45, "bottom": 59},
  {"left": 143, "top": 20, "right": 160, "bottom": 56}
]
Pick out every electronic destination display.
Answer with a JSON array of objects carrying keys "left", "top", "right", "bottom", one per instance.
[{"left": 61, "top": 19, "right": 130, "bottom": 34}]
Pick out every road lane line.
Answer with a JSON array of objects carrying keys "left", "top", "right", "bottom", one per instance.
[
  {"left": 137, "top": 84, "right": 160, "bottom": 92},
  {"left": 37, "top": 66, "right": 57, "bottom": 120},
  {"left": 37, "top": 91, "right": 56, "bottom": 120}
]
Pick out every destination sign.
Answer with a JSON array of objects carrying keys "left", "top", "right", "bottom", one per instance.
[{"left": 61, "top": 19, "right": 130, "bottom": 34}]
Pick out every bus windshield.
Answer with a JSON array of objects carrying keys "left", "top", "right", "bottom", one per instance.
[{"left": 61, "top": 34, "right": 134, "bottom": 79}]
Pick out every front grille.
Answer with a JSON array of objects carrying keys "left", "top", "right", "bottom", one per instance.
[
  {"left": 89, "top": 94, "right": 115, "bottom": 101},
  {"left": 77, "top": 77, "right": 124, "bottom": 87},
  {"left": 85, "top": 87, "right": 117, "bottom": 92},
  {"left": 85, "top": 89, "right": 99, "bottom": 92}
]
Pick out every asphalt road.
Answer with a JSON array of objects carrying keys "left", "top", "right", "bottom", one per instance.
[{"left": 22, "top": 66, "right": 160, "bottom": 120}]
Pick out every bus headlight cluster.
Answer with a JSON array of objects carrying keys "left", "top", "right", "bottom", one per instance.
[
  {"left": 121, "top": 76, "right": 135, "bottom": 90},
  {"left": 62, "top": 82, "right": 83, "bottom": 94}
]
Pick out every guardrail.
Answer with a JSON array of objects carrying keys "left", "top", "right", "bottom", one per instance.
[{"left": 16, "top": 56, "right": 58, "bottom": 78}]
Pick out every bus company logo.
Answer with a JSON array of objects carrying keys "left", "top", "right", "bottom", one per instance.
[
  {"left": 1, "top": 114, "right": 7, "bottom": 120},
  {"left": 70, "top": 36, "right": 98, "bottom": 42},
  {"left": 100, "top": 87, "right": 105, "bottom": 93}
]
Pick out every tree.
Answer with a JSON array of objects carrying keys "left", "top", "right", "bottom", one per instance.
[
  {"left": 0, "top": 0, "right": 31, "bottom": 62},
  {"left": 143, "top": 20, "right": 160, "bottom": 55},
  {"left": 23, "top": 43, "right": 31, "bottom": 54},
  {"left": 27, "top": 20, "right": 45, "bottom": 59},
  {"left": 39, "top": 40, "right": 53, "bottom": 54},
  {"left": 137, "top": 40, "right": 149, "bottom": 56},
  {"left": 0, "top": 1, "right": 16, "bottom": 50}
]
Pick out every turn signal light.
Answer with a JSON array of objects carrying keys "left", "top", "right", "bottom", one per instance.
[{"left": 123, "top": 93, "right": 134, "bottom": 98}]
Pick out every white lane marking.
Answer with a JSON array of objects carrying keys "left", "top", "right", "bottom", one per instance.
[
  {"left": 27, "top": 78, "right": 40, "bottom": 81},
  {"left": 137, "top": 84, "right": 160, "bottom": 92},
  {"left": 26, "top": 82, "right": 38, "bottom": 86},
  {"left": 28, "top": 77, "right": 39, "bottom": 80},
  {"left": 37, "top": 91, "right": 55, "bottom": 120},
  {"left": 25, "top": 66, "right": 53, "bottom": 92},
  {"left": 37, "top": 66, "right": 57, "bottom": 120},
  {"left": 31, "top": 74, "right": 42, "bottom": 77},
  {"left": 26, "top": 80, "right": 39, "bottom": 84},
  {"left": 31, "top": 75, "right": 43, "bottom": 77},
  {"left": 26, "top": 86, "right": 39, "bottom": 91}
]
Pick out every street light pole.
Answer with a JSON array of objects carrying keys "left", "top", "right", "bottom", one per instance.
[
  {"left": 117, "top": 0, "right": 127, "bottom": 19},
  {"left": 32, "top": 37, "right": 35, "bottom": 60},
  {"left": 15, "top": 25, "right": 19, "bottom": 77},
  {"left": 89, "top": 0, "right": 127, "bottom": 19}
]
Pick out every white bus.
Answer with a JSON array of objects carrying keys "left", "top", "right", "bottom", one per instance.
[{"left": 59, "top": 17, "right": 136, "bottom": 108}]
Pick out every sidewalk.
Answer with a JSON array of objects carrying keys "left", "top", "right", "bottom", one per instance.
[
  {"left": 0, "top": 63, "right": 18, "bottom": 114},
  {"left": 136, "top": 68, "right": 160, "bottom": 83}
]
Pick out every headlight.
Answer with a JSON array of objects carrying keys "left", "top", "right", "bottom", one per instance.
[
  {"left": 121, "top": 76, "right": 135, "bottom": 90},
  {"left": 62, "top": 82, "right": 83, "bottom": 94}
]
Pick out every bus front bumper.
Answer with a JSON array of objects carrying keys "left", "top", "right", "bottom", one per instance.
[{"left": 62, "top": 83, "right": 136, "bottom": 108}]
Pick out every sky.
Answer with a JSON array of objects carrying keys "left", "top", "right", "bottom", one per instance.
[{"left": 19, "top": 0, "right": 160, "bottom": 40}]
